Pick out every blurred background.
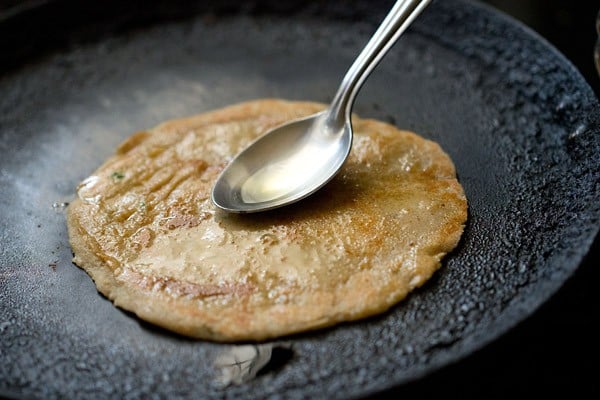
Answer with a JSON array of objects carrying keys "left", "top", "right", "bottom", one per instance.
[{"left": 482, "top": 0, "right": 600, "bottom": 96}]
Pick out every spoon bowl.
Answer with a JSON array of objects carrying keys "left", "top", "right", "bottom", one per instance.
[
  {"left": 212, "top": 111, "right": 352, "bottom": 212},
  {"left": 212, "top": 0, "right": 431, "bottom": 213}
]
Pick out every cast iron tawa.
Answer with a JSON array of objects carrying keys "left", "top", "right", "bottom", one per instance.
[{"left": 1, "top": 0, "right": 598, "bottom": 398}]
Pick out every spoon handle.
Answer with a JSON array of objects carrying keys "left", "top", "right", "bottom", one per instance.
[{"left": 328, "top": 0, "right": 431, "bottom": 125}]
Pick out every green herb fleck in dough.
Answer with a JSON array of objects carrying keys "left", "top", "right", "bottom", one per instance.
[{"left": 111, "top": 171, "right": 125, "bottom": 181}]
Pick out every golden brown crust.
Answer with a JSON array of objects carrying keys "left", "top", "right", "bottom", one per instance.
[{"left": 67, "top": 99, "right": 467, "bottom": 341}]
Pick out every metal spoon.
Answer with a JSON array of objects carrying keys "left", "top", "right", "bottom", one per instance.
[{"left": 212, "top": 0, "right": 431, "bottom": 213}]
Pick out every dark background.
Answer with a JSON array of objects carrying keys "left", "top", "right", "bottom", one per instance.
[
  {"left": 483, "top": 0, "right": 600, "bottom": 97},
  {"left": 0, "top": 0, "right": 598, "bottom": 398},
  {"left": 392, "top": 0, "right": 600, "bottom": 397}
]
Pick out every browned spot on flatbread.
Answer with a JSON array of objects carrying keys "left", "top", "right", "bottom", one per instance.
[
  {"left": 119, "top": 267, "right": 254, "bottom": 299},
  {"left": 166, "top": 214, "right": 200, "bottom": 230},
  {"left": 132, "top": 228, "right": 154, "bottom": 249},
  {"left": 165, "top": 211, "right": 210, "bottom": 230}
]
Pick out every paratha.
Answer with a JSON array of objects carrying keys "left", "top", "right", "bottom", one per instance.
[{"left": 67, "top": 99, "right": 467, "bottom": 341}]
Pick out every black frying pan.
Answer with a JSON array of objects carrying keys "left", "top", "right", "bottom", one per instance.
[{"left": 1, "top": 0, "right": 599, "bottom": 398}]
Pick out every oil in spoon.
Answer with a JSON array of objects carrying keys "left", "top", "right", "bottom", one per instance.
[{"left": 240, "top": 139, "right": 339, "bottom": 204}]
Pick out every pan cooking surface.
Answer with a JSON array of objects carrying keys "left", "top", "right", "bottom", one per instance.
[{"left": 1, "top": 0, "right": 599, "bottom": 398}]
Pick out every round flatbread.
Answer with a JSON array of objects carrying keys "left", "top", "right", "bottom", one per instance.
[{"left": 67, "top": 99, "right": 467, "bottom": 341}]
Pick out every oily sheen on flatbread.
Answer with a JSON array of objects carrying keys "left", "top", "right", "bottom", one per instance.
[{"left": 67, "top": 99, "right": 467, "bottom": 341}]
